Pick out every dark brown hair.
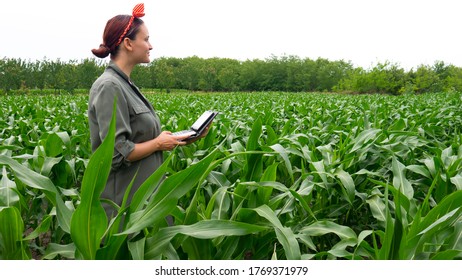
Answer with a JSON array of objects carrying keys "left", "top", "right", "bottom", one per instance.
[{"left": 92, "top": 15, "right": 144, "bottom": 59}]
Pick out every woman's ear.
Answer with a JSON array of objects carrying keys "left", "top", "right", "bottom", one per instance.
[{"left": 122, "top": 37, "right": 133, "bottom": 51}]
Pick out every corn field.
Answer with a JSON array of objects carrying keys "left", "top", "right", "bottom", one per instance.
[{"left": 1, "top": 91, "right": 462, "bottom": 260}]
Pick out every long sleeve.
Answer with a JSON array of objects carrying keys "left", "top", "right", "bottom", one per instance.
[{"left": 89, "top": 79, "right": 135, "bottom": 171}]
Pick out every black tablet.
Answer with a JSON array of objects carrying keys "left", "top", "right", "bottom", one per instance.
[{"left": 172, "top": 110, "right": 218, "bottom": 140}]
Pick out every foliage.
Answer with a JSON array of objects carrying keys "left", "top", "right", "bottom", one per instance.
[
  {"left": 1, "top": 92, "right": 462, "bottom": 260},
  {"left": 2, "top": 56, "right": 462, "bottom": 95},
  {"left": 0, "top": 58, "right": 105, "bottom": 94}
]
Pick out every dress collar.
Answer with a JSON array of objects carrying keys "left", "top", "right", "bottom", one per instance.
[{"left": 107, "top": 61, "right": 132, "bottom": 85}]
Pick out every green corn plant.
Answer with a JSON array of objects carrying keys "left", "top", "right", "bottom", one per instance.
[
  {"left": 0, "top": 206, "right": 29, "bottom": 259},
  {"left": 2, "top": 91, "right": 462, "bottom": 260},
  {"left": 0, "top": 153, "right": 74, "bottom": 259},
  {"left": 369, "top": 156, "right": 462, "bottom": 259},
  {"left": 68, "top": 101, "right": 273, "bottom": 260},
  {"left": 0, "top": 156, "right": 73, "bottom": 234},
  {"left": 69, "top": 99, "right": 115, "bottom": 260},
  {"left": 0, "top": 157, "right": 73, "bottom": 240}
]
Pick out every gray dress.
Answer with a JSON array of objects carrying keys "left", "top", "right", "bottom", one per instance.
[{"left": 88, "top": 61, "right": 163, "bottom": 216}]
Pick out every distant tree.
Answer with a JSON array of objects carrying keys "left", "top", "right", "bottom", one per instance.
[
  {"left": 372, "top": 62, "right": 406, "bottom": 94},
  {"left": 0, "top": 58, "right": 24, "bottom": 92},
  {"left": 284, "top": 55, "right": 306, "bottom": 92},
  {"left": 200, "top": 58, "right": 228, "bottom": 92},
  {"left": 444, "top": 65, "right": 462, "bottom": 92},
  {"left": 218, "top": 60, "right": 240, "bottom": 91},
  {"left": 177, "top": 56, "right": 203, "bottom": 91},
  {"left": 339, "top": 62, "right": 406, "bottom": 94},
  {"left": 153, "top": 57, "right": 176, "bottom": 92},
  {"left": 412, "top": 64, "right": 441, "bottom": 93},
  {"left": 132, "top": 64, "right": 152, "bottom": 89},
  {"left": 433, "top": 60, "right": 451, "bottom": 81},
  {"left": 30, "top": 60, "right": 47, "bottom": 91},
  {"left": 1, "top": 56, "right": 462, "bottom": 94},
  {"left": 239, "top": 59, "right": 265, "bottom": 91},
  {"left": 62, "top": 60, "right": 78, "bottom": 93},
  {"left": 314, "top": 58, "right": 353, "bottom": 92},
  {"left": 262, "top": 55, "right": 287, "bottom": 91},
  {"left": 41, "top": 59, "right": 66, "bottom": 93},
  {"left": 77, "top": 58, "right": 104, "bottom": 89}
]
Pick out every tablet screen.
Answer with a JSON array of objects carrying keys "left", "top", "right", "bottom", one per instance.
[{"left": 191, "top": 111, "right": 215, "bottom": 131}]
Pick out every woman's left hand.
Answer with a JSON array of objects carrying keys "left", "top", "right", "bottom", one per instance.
[{"left": 184, "top": 124, "right": 212, "bottom": 144}]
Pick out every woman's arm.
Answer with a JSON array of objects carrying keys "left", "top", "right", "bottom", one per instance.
[{"left": 126, "top": 131, "right": 191, "bottom": 162}]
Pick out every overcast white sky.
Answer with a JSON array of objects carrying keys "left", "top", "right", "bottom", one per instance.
[{"left": 1, "top": 0, "right": 461, "bottom": 70}]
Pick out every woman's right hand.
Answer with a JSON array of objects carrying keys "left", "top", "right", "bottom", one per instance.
[
  {"left": 154, "top": 131, "right": 189, "bottom": 151},
  {"left": 126, "top": 131, "right": 189, "bottom": 162}
]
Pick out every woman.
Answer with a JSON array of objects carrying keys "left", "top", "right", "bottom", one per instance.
[{"left": 88, "top": 3, "right": 205, "bottom": 217}]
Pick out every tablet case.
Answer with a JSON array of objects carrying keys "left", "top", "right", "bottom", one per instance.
[{"left": 172, "top": 110, "right": 218, "bottom": 140}]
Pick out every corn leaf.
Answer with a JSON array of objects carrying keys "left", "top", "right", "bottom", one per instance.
[
  {"left": 144, "top": 219, "right": 267, "bottom": 259},
  {"left": 244, "top": 117, "right": 263, "bottom": 181},
  {"left": 0, "top": 155, "right": 72, "bottom": 233},
  {"left": 269, "top": 144, "right": 294, "bottom": 184},
  {"left": 127, "top": 236, "right": 146, "bottom": 260},
  {"left": 334, "top": 168, "right": 355, "bottom": 204},
  {"left": 121, "top": 148, "right": 218, "bottom": 235},
  {"left": 300, "top": 220, "right": 357, "bottom": 240},
  {"left": 392, "top": 157, "right": 414, "bottom": 200},
  {"left": 257, "top": 163, "right": 278, "bottom": 205},
  {"left": 41, "top": 243, "right": 76, "bottom": 260},
  {"left": 70, "top": 100, "right": 116, "bottom": 259},
  {"left": 350, "top": 128, "right": 381, "bottom": 153},
  {"left": 0, "top": 206, "right": 29, "bottom": 259},
  {"left": 253, "top": 204, "right": 301, "bottom": 260},
  {"left": 0, "top": 167, "right": 19, "bottom": 207},
  {"left": 23, "top": 215, "right": 52, "bottom": 241},
  {"left": 129, "top": 152, "right": 174, "bottom": 213}
]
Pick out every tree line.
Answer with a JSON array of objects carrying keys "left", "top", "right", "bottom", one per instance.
[{"left": 1, "top": 55, "right": 462, "bottom": 94}]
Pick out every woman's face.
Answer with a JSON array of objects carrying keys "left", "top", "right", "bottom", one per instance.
[{"left": 131, "top": 23, "right": 152, "bottom": 63}]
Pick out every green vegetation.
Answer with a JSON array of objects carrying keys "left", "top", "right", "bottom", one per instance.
[
  {"left": 1, "top": 91, "right": 461, "bottom": 260},
  {"left": 2, "top": 56, "right": 462, "bottom": 94}
]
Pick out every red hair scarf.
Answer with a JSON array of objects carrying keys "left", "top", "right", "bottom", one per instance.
[{"left": 116, "top": 3, "right": 145, "bottom": 47}]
